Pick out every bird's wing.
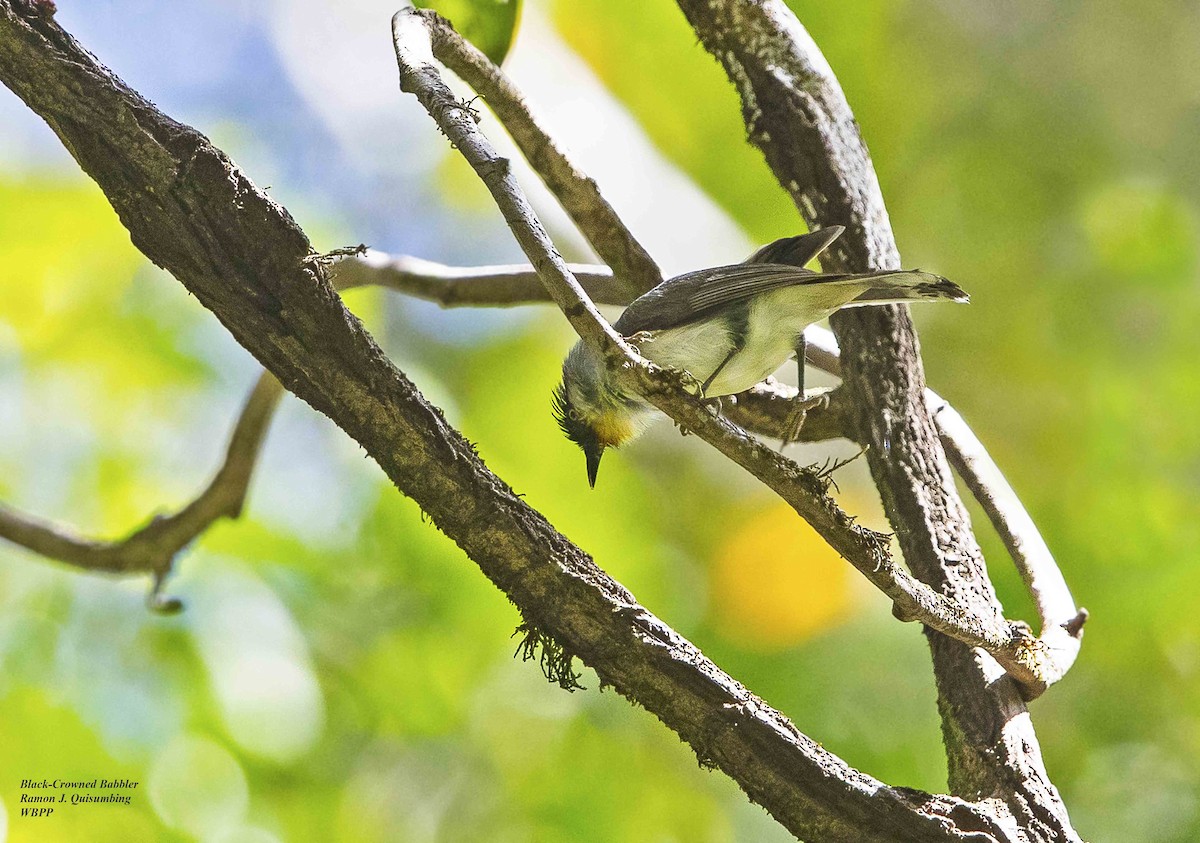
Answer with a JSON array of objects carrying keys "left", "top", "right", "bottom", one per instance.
[
  {"left": 742, "top": 226, "right": 844, "bottom": 267},
  {"left": 614, "top": 228, "right": 851, "bottom": 335},
  {"left": 615, "top": 263, "right": 862, "bottom": 334}
]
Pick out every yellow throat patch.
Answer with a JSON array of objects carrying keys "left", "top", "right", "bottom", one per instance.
[{"left": 592, "top": 410, "right": 637, "bottom": 449}]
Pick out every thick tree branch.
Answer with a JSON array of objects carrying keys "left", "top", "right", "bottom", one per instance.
[
  {"left": 0, "top": 372, "right": 281, "bottom": 578},
  {"left": 0, "top": 4, "right": 1023, "bottom": 839},
  {"left": 674, "top": 0, "right": 1079, "bottom": 836}
]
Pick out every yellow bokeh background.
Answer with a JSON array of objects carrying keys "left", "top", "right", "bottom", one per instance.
[{"left": 710, "top": 502, "right": 861, "bottom": 650}]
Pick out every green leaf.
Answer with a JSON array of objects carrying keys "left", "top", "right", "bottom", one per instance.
[{"left": 415, "top": 0, "right": 523, "bottom": 65}]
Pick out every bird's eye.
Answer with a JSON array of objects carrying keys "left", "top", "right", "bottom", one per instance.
[{"left": 567, "top": 409, "right": 581, "bottom": 421}]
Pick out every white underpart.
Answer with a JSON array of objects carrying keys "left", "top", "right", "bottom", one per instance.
[{"left": 639, "top": 281, "right": 896, "bottom": 396}]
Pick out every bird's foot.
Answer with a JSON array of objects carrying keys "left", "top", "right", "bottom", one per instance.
[
  {"left": 779, "top": 389, "right": 831, "bottom": 451},
  {"left": 625, "top": 331, "right": 656, "bottom": 349},
  {"left": 674, "top": 368, "right": 706, "bottom": 398}
]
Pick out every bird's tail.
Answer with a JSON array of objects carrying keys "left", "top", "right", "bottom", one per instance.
[{"left": 836, "top": 270, "right": 969, "bottom": 305}]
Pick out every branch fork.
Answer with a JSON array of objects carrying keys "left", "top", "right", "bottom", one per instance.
[{"left": 390, "top": 5, "right": 1081, "bottom": 701}]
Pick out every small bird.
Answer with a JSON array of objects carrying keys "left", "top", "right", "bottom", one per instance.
[{"left": 553, "top": 226, "right": 967, "bottom": 486}]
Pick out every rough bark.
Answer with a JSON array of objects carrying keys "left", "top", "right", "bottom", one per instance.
[{"left": 674, "top": 0, "right": 1079, "bottom": 837}]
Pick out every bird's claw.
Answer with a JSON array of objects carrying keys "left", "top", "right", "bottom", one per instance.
[
  {"left": 779, "top": 389, "right": 831, "bottom": 450},
  {"left": 674, "top": 368, "right": 705, "bottom": 398}
]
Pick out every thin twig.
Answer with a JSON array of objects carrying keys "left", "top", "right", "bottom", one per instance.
[
  {"left": 392, "top": 6, "right": 1069, "bottom": 696},
  {"left": 797, "top": 324, "right": 844, "bottom": 377},
  {"left": 394, "top": 8, "right": 628, "bottom": 359},
  {"left": 422, "top": 12, "right": 663, "bottom": 298},
  {"left": 334, "top": 252, "right": 845, "bottom": 443},
  {"left": 931, "top": 397, "right": 1087, "bottom": 653},
  {"left": 331, "top": 250, "right": 632, "bottom": 305},
  {"left": 0, "top": 255, "right": 830, "bottom": 586},
  {"left": 0, "top": 372, "right": 283, "bottom": 579},
  {"left": 721, "top": 378, "right": 848, "bottom": 444},
  {"left": 0, "top": 252, "right": 621, "bottom": 584}
]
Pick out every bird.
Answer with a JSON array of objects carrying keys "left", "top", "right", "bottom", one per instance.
[{"left": 552, "top": 226, "right": 967, "bottom": 486}]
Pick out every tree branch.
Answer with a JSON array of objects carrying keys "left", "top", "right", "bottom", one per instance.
[
  {"left": 750, "top": 326, "right": 1085, "bottom": 677},
  {"left": 27, "top": 232, "right": 1069, "bottom": 680},
  {"left": 393, "top": 6, "right": 1071, "bottom": 699},
  {"left": 0, "top": 4, "right": 1025, "bottom": 838},
  {"left": 332, "top": 250, "right": 633, "bottom": 305},
  {"left": 339, "top": 248, "right": 1082, "bottom": 659},
  {"left": 333, "top": 251, "right": 847, "bottom": 442},
  {"left": 421, "top": 10, "right": 663, "bottom": 298},
  {"left": 0, "top": 251, "right": 625, "bottom": 585},
  {"left": 0, "top": 252, "right": 837, "bottom": 589},
  {"left": 673, "top": 0, "right": 1080, "bottom": 836},
  {"left": 338, "top": 247, "right": 1084, "bottom": 676},
  {"left": 931, "top": 396, "right": 1087, "bottom": 656},
  {"left": 0, "top": 371, "right": 281, "bottom": 581},
  {"left": 721, "top": 379, "right": 848, "bottom": 444}
]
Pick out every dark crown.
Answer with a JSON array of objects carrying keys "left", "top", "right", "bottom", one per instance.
[{"left": 551, "top": 382, "right": 592, "bottom": 450}]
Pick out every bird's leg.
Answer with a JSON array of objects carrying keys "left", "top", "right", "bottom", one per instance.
[
  {"left": 701, "top": 343, "right": 740, "bottom": 397},
  {"left": 668, "top": 344, "right": 742, "bottom": 429},
  {"left": 780, "top": 333, "right": 827, "bottom": 449},
  {"left": 780, "top": 391, "right": 830, "bottom": 449},
  {"left": 796, "top": 332, "right": 807, "bottom": 401}
]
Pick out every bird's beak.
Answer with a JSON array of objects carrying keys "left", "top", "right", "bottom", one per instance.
[{"left": 585, "top": 444, "right": 604, "bottom": 489}]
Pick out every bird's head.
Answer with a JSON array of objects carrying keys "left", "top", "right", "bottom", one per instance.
[{"left": 553, "top": 343, "right": 644, "bottom": 487}]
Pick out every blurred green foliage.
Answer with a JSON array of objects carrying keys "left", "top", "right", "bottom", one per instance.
[{"left": 1, "top": 1, "right": 1198, "bottom": 842}]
